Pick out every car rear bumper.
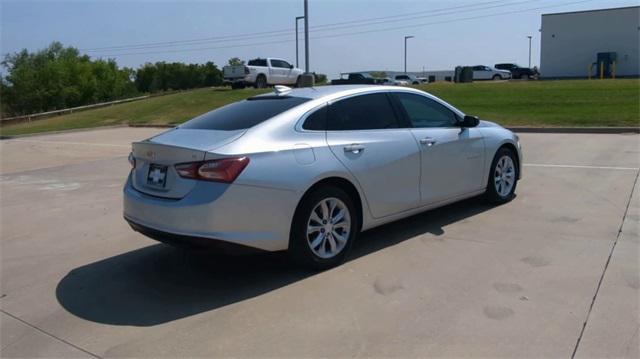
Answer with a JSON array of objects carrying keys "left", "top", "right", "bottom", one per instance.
[
  {"left": 123, "top": 174, "right": 298, "bottom": 251},
  {"left": 125, "top": 218, "right": 263, "bottom": 254}
]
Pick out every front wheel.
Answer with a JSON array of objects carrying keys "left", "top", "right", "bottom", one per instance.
[
  {"left": 485, "top": 148, "right": 518, "bottom": 204},
  {"left": 492, "top": 75, "right": 502, "bottom": 81},
  {"left": 289, "top": 186, "right": 358, "bottom": 270}
]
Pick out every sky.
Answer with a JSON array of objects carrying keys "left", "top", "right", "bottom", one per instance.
[{"left": 1, "top": 0, "right": 638, "bottom": 78}]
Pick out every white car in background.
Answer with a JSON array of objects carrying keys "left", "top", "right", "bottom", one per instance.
[{"left": 472, "top": 65, "right": 512, "bottom": 81}]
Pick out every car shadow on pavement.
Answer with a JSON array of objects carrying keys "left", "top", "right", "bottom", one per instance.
[{"left": 56, "top": 196, "right": 497, "bottom": 326}]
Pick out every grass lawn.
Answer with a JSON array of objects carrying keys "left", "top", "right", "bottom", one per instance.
[{"left": 1, "top": 79, "right": 638, "bottom": 136}]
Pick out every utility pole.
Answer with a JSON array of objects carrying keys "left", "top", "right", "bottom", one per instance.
[
  {"left": 295, "top": 16, "right": 304, "bottom": 68},
  {"left": 304, "top": 0, "right": 310, "bottom": 73},
  {"left": 404, "top": 35, "right": 414, "bottom": 74},
  {"left": 298, "top": 0, "right": 314, "bottom": 87},
  {"left": 527, "top": 35, "right": 533, "bottom": 68}
]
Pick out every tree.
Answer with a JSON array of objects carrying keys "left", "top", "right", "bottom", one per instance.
[
  {"left": 1, "top": 42, "right": 138, "bottom": 116},
  {"left": 227, "top": 57, "right": 245, "bottom": 66}
]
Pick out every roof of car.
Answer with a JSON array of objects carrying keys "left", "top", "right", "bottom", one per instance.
[{"left": 253, "top": 85, "right": 423, "bottom": 101}]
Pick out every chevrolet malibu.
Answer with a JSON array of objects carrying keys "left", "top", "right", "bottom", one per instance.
[{"left": 124, "top": 85, "right": 522, "bottom": 269}]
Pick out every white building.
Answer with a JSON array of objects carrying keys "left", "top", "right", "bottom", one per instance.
[{"left": 540, "top": 6, "right": 639, "bottom": 78}]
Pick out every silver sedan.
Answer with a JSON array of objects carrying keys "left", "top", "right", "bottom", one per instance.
[{"left": 124, "top": 85, "right": 522, "bottom": 269}]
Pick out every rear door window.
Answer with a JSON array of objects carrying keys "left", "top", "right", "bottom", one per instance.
[
  {"left": 327, "top": 93, "right": 401, "bottom": 131},
  {"left": 302, "top": 106, "right": 327, "bottom": 131},
  {"left": 181, "top": 96, "right": 310, "bottom": 131}
]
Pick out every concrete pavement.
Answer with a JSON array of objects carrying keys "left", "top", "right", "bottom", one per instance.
[{"left": 1, "top": 128, "right": 638, "bottom": 358}]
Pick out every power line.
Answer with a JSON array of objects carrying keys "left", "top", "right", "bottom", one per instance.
[
  {"left": 81, "top": 0, "right": 536, "bottom": 52},
  {"left": 93, "top": 0, "right": 595, "bottom": 58}
]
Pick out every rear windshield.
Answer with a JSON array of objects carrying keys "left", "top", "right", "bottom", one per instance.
[
  {"left": 247, "top": 59, "right": 267, "bottom": 66},
  {"left": 181, "top": 96, "right": 310, "bottom": 131}
]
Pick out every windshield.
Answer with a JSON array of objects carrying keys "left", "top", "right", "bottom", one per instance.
[{"left": 181, "top": 96, "right": 310, "bottom": 131}]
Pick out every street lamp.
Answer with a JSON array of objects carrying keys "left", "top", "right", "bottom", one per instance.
[
  {"left": 295, "top": 16, "right": 304, "bottom": 68},
  {"left": 527, "top": 35, "right": 533, "bottom": 68},
  {"left": 404, "top": 36, "right": 414, "bottom": 74}
]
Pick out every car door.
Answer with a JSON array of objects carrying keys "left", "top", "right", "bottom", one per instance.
[
  {"left": 473, "top": 66, "right": 489, "bottom": 80},
  {"left": 268, "top": 59, "right": 286, "bottom": 84},
  {"left": 325, "top": 92, "right": 421, "bottom": 218},
  {"left": 390, "top": 92, "right": 485, "bottom": 205},
  {"left": 277, "top": 59, "right": 295, "bottom": 85}
]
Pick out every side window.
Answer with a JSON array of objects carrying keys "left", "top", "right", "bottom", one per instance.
[
  {"left": 270, "top": 60, "right": 290, "bottom": 68},
  {"left": 395, "top": 93, "right": 458, "bottom": 128},
  {"left": 302, "top": 106, "right": 327, "bottom": 131},
  {"left": 328, "top": 93, "right": 400, "bottom": 131}
]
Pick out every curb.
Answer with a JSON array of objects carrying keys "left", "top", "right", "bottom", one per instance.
[
  {"left": 0, "top": 125, "right": 129, "bottom": 140},
  {"left": 128, "top": 124, "right": 175, "bottom": 129},
  {"left": 507, "top": 127, "right": 639, "bottom": 134}
]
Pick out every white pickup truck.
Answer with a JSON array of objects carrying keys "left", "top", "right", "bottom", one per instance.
[{"left": 223, "top": 58, "right": 304, "bottom": 89}]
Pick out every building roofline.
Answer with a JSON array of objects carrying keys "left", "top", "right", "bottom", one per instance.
[{"left": 542, "top": 5, "right": 639, "bottom": 17}]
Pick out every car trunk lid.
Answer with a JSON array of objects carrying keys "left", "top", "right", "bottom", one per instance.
[{"left": 131, "top": 128, "right": 244, "bottom": 199}]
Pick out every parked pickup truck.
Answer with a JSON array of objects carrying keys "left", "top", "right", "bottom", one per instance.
[
  {"left": 330, "top": 72, "right": 385, "bottom": 85},
  {"left": 223, "top": 58, "right": 304, "bottom": 89}
]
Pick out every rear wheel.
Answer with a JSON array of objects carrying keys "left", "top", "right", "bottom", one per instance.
[
  {"left": 485, "top": 148, "right": 518, "bottom": 204},
  {"left": 289, "top": 186, "right": 358, "bottom": 270},
  {"left": 492, "top": 74, "right": 502, "bottom": 81},
  {"left": 254, "top": 74, "right": 267, "bottom": 89}
]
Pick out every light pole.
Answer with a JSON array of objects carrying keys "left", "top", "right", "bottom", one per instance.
[
  {"left": 295, "top": 16, "right": 304, "bottom": 68},
  {"left": 527, "top": 35, "right": 532, "bottom": 68},
  {"left": 404, "top": 35, "right": 414, "bottom": 74}
]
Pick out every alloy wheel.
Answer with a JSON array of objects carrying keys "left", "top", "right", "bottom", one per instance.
[
  {"left": 306, "top": 197, "right": 351, "bottom": 259},
  {"left": 494, "top": 155, "right": 516, "bottom": 197}
]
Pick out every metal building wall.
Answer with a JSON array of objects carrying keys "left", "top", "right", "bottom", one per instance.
[{"left": 540, "top": 6, "right": 639, "bottom": 78}]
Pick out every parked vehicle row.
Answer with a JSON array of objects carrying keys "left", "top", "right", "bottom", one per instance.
[
  {"left": 330, "top": 72, "right": 426, "bottom": 86},
  {"left": 223, "top": 58, "right": 303, "bottom": 89},
  {"left": 124, "top": 85, "right": 522, "bottom": 269}
]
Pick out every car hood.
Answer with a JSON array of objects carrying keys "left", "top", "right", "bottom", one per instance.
[{"left": 478, "top": 119, "right": 503, "bottom": 128}]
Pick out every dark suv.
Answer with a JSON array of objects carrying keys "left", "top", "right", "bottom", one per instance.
[{"left": 494, "top": 63, "right": 539, "bottom": 79}]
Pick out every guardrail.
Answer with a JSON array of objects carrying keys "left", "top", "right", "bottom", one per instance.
[{"left": 0, "top": 95, "right": 150, "bottom": 126}]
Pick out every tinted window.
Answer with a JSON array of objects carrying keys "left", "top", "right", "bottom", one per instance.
[
  {"left": 396, "top": 75, "right": 409, "bottom": 80},
  {"left": 302, "top": 106, "right": 327, "bottom": 130},
  {"left": 395, "top": 93, "right": 457, "bottom": 128},
  {"left": 182, "top": 97, "right": 310, "bottom": 131},
  {"left": 328, "top": 93, "right": 400, "bottom": 131},
  {"left": 248, "top": 59, "right": 267, "bottom": 66},
  {"left": 271, "top": 59, "right": 291, "bottom": 68}
]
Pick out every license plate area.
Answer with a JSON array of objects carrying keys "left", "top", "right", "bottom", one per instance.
[{"left": 147, "top": 164, "right": 168, "bottom": 188}]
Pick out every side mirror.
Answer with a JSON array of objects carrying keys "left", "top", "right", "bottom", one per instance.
[
  {"left": 460, "top": 115, "right": 480, "bottom": 127},
  {"left": 289, "top": 64, "right": 294, "bottom": 69}
]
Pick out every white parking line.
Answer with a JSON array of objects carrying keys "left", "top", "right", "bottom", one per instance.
[
  {"left": 525, "top": 163, "right": 639, "bottom": 171},
  {"left": 5, "top": 139, "right": 130, "bottom": 148}
]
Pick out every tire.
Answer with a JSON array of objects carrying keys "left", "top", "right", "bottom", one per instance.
[
  {"left": 289, "top": 186, "right": 359, "bottom": 270},
  {"left": 492, "top": 75, "right": 502, "bottom": 81},
  {"left": 485, "top": 147, "right": 518, "bottom": 204},
  {"left": 254, "top": 75, "right": 267, "bottom": 89}
]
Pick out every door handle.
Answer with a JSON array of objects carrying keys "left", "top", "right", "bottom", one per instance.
[
  {"left": 419, "top": 138, "right": 437, "bottom": 146},
  {"left": 344, "top": 144, "right": 365, "bottom": 153}
]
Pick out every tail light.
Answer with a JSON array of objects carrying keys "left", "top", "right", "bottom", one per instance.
[
  {"left": 244, "top": 66, "right": 250, "bottom": 75},
  {"left": 128, "top": 152, "right": 136, "bottom": 169},
  {"left": 175, "top": 157, "right": 249, "bottom": 183}
]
